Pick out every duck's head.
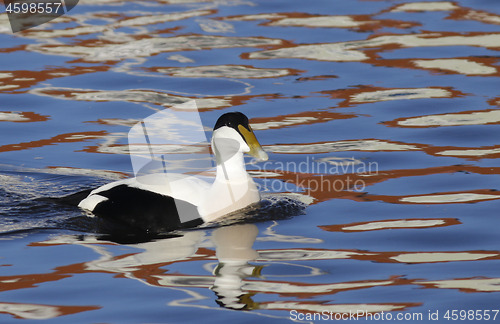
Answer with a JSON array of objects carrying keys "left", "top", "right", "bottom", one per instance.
[{"left": 212, "top": 112, "right": 268, "bottom": 161}]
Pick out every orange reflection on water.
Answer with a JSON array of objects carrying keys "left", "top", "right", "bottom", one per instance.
[
  {"left": 1, "top": 0, "right": 500, "bottom": 319},
  {"left": 0, "top": 111, "right": 48, "bottom": 123},
  {"left": 388, "top": 1, "right": 500, "bottom": 27},
  {"left": 417, "top": 277, "right": 500, "bottom": 293},
  {"left": 0, "top": 66, "right": 111, "bottom": 93},
  {"left": 250, "top": 110, "right": 358, "bottom": 131},
  {"left": 317, "top": 86, "right": 467, "bottom": 108},
  {"left": 258, "top": 247, "right": 500, "bottom": 264},
  {"left": 0, "top": 302, "right": 99, "bottom": 320},
  {"left": 255, "top": 164, "right": 500, "bottom": 204},
  {"left": 29, "top": 87, "right": 289, "bottom": 110},
  {"left": 222, "top": 11, "right": 419, "bottom": 32},
  {"left": 147, "top": 64, "right": 304, "bottom": 79},
  {"left": 319, "top": 218, "right": 461, "bottom": 232},
  {"left": 0, "top": 131, "right": 107, "bottom": 153},
  {"left": 2, "top": 224, "right": 496, "bottom": 315},
  {"left": 384, "top": 108, "right": 500, "bottom": 128}
]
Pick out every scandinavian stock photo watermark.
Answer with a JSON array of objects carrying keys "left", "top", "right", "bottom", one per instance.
[
  {"left": 251, "top": 156, "right": 379, "bottom": 194},
  {"left": 126, "top": 100, "right": 378, "bottom": 224}
]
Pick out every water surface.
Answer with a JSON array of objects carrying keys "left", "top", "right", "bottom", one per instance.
[{"left": 1, "top": 0, "right": 500, "bottom": 323}]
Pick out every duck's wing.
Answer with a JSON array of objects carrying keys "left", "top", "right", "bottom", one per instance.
[
  {"left": 88, "top": 183, "right": 203, "bottom": 233},
  {"left": 74, "top": 173, "right": 210, "bottom": 233},
  {"left": 80, "top": 173, "right": 211, "bottom": 210}
]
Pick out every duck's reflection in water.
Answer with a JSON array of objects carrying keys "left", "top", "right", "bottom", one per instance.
[
  {"left": 31, "top": 222, "right": 491, "bottom": 316},
  {"left": 211, "top": 224, "right": 260, "bottom": 310},
  {"left": 88, "top": 224, "right": 263, "bottom": 310}
]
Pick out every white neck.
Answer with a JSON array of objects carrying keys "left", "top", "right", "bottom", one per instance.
[
  {"left": 215, "top": 150, "right": 248, "bottom": 182},
  {"left": 197, "top": 128, "right": 260, "bottom": 222}
]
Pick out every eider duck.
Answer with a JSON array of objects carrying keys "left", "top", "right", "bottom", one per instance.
[{"left": 57, "top": 112, "right": 268, "bottom": 233}]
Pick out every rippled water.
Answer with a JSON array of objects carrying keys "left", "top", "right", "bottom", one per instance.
[{"left": 1, "top": 0, "right": 500, "bottom": 322}]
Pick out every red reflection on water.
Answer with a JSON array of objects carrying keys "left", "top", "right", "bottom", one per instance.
[
  {"left": 257, "top": 164, "right": 500, "bottom": 203},
  {"left": 0, "top": 111, "right": 49, "bottom": 122},
  {"left": 0, "top": 230, "right": 495, "bottom": 316},
  {"left": 222, "top": 11, "right": 420, "bottom": 32},
  {"left": 0, "top": 131, "right": 107, "bottom": 153},
  {"left": 317, "top": 86, "right": 467, "bottom": 108},
  {"left": 145, "top": 64, "right": 305, "bottom": 79},
  {"left": 416, "top": 277, "right": 500, "bottom": 293},
  {"left": 383, "top": 108, "right": 500, "bottom": 128},
  {"left": 249, "top": 110, "right": 358, "bottom": 130},
  {"left": 319, "top": 218, "right": 462, "bottom": 232},
  {"left": 0, "top": 66, "right": 111, "bottom": 93},
  {"left": 0, "top": 302, "right": 99, "bottom": 320}
]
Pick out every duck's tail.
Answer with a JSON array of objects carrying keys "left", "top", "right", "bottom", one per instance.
[{"left": 41, "top": 188, "right": 94, "bottom": 207}]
